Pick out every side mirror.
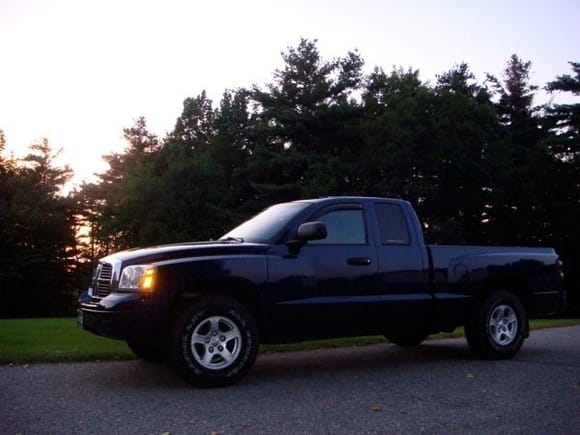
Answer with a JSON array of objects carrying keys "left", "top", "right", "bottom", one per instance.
[{"left": 297, "top": 221, "right": 327, "bottom": 241}]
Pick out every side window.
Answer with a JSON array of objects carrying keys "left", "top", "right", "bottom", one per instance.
[
  {"left": 310, "top": 209, "right": 367, "bottom": 245},
  {"left": 375, "top": 203, "right": 411, "bottom": 245}
]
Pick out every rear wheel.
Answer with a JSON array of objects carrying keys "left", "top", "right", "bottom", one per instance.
[
  {"left": 465, "top": 291, "right": 528, "bottom": 359},
  {"left": 170, "top": 295, "right": 259, "bottom": 388}
]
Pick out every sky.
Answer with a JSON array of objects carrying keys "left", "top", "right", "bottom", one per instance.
[{"left": 1, "top": 0, "right": 579, "bottom": 187}]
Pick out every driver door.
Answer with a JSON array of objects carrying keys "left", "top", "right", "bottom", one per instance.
[{"left": 265, "top": 203, "right": 380, "bottom": 341}]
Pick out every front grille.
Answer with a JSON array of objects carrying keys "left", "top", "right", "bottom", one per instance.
[{"left": 94, "top": 263, "right": 114, "bottom": 298}]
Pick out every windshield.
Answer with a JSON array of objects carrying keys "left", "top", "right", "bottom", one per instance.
[{"left": 221, "top": 202, "right": 311, "bottom": 243}]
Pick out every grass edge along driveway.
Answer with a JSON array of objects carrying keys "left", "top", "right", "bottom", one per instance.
[{"left": 1, "top": 317, "right": 579, "bottom": 365}]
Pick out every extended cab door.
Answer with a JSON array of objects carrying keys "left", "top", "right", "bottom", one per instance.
[
  {"left": 372, "top": 201, "right": 431, "bottom": 329},
  {"left": 265, "top": 203, "right": 381, "bottom": 340}
]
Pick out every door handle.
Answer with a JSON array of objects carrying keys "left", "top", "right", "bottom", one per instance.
[{"left": 347, "top": 257, "right": 372, "bottom": 266}]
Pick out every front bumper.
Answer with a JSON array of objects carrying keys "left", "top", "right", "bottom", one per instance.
[{"left": 78, "top": 291, "right": 162, "bottom": 340}]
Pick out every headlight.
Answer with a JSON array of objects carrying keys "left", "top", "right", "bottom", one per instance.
[{"left": 118, "top": 265, "right": 156, "bottom": 292}]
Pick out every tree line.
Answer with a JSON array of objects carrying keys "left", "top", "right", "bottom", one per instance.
[{"left": 1, "top": 39, "right": 578, "bottom": 317}]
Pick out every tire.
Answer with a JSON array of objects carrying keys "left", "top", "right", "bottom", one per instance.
[
  {"left": 465, "top": 291, "right": 528, "bottom": 360},
  {"left": 170, "top": 295, "right": 259, "bottom": 388},
  {"left": 126, "top": 339, "right": 165, "bottom": 363},
  {"left": 386, "top": 330, "right": 428, "bottom": 347}
]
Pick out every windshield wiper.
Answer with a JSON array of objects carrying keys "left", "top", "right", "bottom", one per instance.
[{"left": 219, "top": 236, "right": 245, "bottom": 243}]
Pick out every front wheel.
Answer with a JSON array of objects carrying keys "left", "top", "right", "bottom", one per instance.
[
  {"left": 465, "top": 291, "right": 528, "bottom": 359},
  {"left": 170, "top": 296, "right": 259, "bottom": 388}
]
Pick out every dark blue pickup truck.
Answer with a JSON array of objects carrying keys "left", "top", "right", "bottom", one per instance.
[{"left": 79, "top": 197, "right": 566, "bottom": 387}]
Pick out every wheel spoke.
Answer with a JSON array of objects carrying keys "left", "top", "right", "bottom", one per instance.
[
  {"left": 223, "top": 329, "right": 239, "bottom": 342},
  {"left": 492, "top": 327, "right": 502, "bottom": 342},
  {"left": 209, "top": 317, "right": 221, "bottom": 334},
  {"left": 505, "top": 313, "right": 517, "bottom": 325},
  {"left": 192, "top": 333, "right": 208, "bottom": 345},
  {"left": 219, "top": 348, "right": 236, "bottom": 364},
  {"left": 502, "top": 307, "right": 512, "bottom": 320},
  {"left": 201, "top": 350, "right": 215, "bottom": 366}
]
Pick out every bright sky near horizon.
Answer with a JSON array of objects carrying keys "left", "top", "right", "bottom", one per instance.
[{"left": 1, "top": 0, "right": 578, "bottom": 188}]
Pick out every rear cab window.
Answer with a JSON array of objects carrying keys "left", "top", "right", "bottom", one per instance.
[{"left": 374, "top": 203, "right": 411, "bottom": 245}]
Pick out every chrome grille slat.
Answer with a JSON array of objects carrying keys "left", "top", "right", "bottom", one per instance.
[{"left": 94, "top": 263, "right": 113, "bottom": 298}]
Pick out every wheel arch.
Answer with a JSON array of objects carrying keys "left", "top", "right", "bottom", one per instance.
[
  {"left": 482, "top": 276, "right": 530, "bottom": 310},
  {"left": 168, "top": 277, "right": 264, "bottom": 338}
]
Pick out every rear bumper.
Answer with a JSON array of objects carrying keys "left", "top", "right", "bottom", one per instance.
[
  {"left": 78, "top": 291, "right": 163, "bottom": 340},
  {"left": 529, "top": 288, "right": 567, "bottom": 317}
]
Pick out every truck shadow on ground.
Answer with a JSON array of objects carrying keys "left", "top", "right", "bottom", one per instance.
[
  {"left": 246, "top": 339, "right": 477, "bottom": 385},
  {"left": 90, "top": 339, "right": 479, "bottom": 390}
]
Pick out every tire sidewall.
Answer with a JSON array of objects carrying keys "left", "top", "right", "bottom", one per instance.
[{"left": 173, "top": 298, "right": 258, "bottom": 387}]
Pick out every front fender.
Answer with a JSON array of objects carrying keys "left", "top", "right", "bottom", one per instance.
[{"left": 155, "top": 254, "right": 268, "bottom": 302}]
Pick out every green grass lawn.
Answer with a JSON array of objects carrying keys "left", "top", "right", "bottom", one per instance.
[
  {"left": 1, "top": 317, "right": 579, "bottom": 365},
  {"left": 0, "top": 318, "right": 134, "bottom": 364}
]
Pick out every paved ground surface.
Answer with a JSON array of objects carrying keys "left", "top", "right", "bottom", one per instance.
[{"left": 1, "top": 326, "right": 579, "bottom": 434}]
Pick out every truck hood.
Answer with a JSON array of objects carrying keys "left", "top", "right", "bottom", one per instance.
[{"left": 101, "top": 241, "right": 270, "bottom": 266}]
